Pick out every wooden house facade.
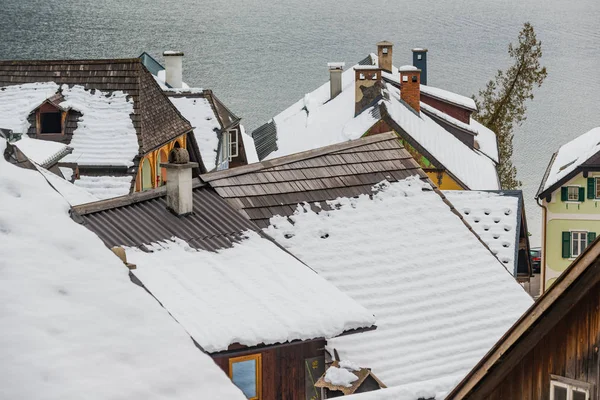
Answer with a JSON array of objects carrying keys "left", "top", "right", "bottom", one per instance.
[{"left": 446, "top": 238, "right": 600, "bottom": 400}]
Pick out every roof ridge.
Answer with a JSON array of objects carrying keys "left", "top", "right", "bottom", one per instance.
[
  {"left": 201, "top": 132, "right": 400, "bottom": 182},
  {"left": 0, "top": 58, "right": 143, "bottom": 65}
]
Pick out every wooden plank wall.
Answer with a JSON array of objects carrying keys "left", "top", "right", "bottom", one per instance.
[
  {"left": 213, "top": 340, "right": 325, "bottom": 400},
  {"left": 482, "top": 281, "right": 600, "bottom": 399}
]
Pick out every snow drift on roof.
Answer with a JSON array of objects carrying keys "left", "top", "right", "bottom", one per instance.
[
  {"left": 240, "top": 124, "right": 259, "bottom": 164},
  {"left": 542, "top": 127, "right": 600, "bottom": 193},
  {"left": 13, "top": 136, "right": 70, "bottom": 167},
  {"left": 36, "top": 165, "right": 99, "bottom": 206},
  {"left": 443, "top": 190, "right": 519, "bottom": 274},
  {"left": 73, "top": 175, "right": 132, "bottom": 200},
  {"left": 60, "top": 85, "right": 138, "bottom": 167},
  {"left": 419, "top": 84, "right": 477, "bottom": 111},
  {"left": 0, "top": 82, "right": 60, "bottom": 133},
  {"left": 0, "top": 140, "right": 245, "bottom": 400},
  {"left": 383, "top": 84, "right": 499, "bottom": 190},
  {"left": 169, "top": 96, "right": 221, "bottom": 171},
  {"left": 126, "top": 232, "right": 375, "bottom": 353},
  {"left": 470, "top": 118, "right": 499, "bottom": 163},
  {"left": 265, "top": 176, "right": 532, "bottom": 391}
]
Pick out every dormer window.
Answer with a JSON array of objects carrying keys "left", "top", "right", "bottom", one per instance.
[{"left": 40, "top": 111, "right": 62, "bottom": 134}]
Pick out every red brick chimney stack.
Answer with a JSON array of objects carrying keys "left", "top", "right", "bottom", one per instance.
[{"left": 399, "top": 65, "right": 421, "bottom": 114}]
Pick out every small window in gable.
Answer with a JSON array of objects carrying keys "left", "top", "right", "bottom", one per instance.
[
  {"left": 40, "top": 111, "right": 62, "bottom": 134},
  {"left": 550, "top": 376, "right": 590, "bottom": 400}
]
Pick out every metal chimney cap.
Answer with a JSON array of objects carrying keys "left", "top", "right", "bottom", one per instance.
[
  {"left": 411, "top": 48, "right": 428, "bottom": 52},
  {"left": 163, "top": 50, "right": 184, "bottom": 57}
]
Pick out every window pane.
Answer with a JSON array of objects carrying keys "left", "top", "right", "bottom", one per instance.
[
  {"left": 568, "top": 186, "right": 578, "bottom": 200},
  {"left": 596, "top": 178, "right": 600, "bottom": 198},
  {"left": 232, "top": 359, "right": 257, "bottom": 398},
  {"left": 572, "top": 232, "right": 579, "bottom": 257},
  {"left": 553, "top": 386, "right": 568, "bottom": 400},
  {"left": 573, "top": 390, "right": 587, "bottom": 400},
  {"left": 41, "top": 112, "right": 62, "bottom": 134}
]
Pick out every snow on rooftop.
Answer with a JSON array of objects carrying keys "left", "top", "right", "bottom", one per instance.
[
  {"left": 125, "top": 232, "right": 375, "bottom": 353},
  {"left": 444, "top": 190, "right": 520, "bottom": 274},
  {"left": 60, "top": 85, "right": 138, "bottom": 167},
  {"left": 73, "top": 175, "right": 132, "bottom": 200},
  {"left": 0, "top": 140, "right": 245, "bottom": 400},
  {"left": 13, "top": 135, "right": 70, "bottom": 167},
  {"left": 154, "top": 70, "right": 191, "bottom": 90},
  {"left": 419, "top": 84, "right": 477, "bottom": 111},
  {"left": 471, "top": 117, "right": 499, "bottom": 163},
  {"left": 542, "top": 127, "right": 600, "bottom": 193},
  {"left": 0, "top": 82, "right": 60, "bottom": 133},
  {"left": 399, "top": 65, "right": 419, "bottom": 72},
  {"left": 383, "top": 84, "right": 499, "bottom": 190},
  {"left": 36, "top": 165, "right": 99, "bottom": 206},
  {"left": 240, "top": 124, "right": 259, "bottom": 164},
  {"left": 168, "top": 96, "right": 221, "bottom": 171},
  {"left": 325, "top": 366, "right": 359, "bottom": 388},
  {"left": 265, "top": 176, "right": 532, "bottom": 391},
  {"left": 420, "top": 102, "right": 478, "bottom": 135},
  {"left": 346, "top": 374, "right": 460, "bottom": 400}
]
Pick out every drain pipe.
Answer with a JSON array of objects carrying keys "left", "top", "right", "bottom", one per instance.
[{"left": 536, "top": 196, "right": 548, "bottom": 296}]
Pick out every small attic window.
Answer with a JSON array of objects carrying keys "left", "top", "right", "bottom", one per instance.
[
  {"left": 359, "top": 73, "right": 366, "bottom": 80},
  {"left": 382, "top": 47, "right": 388, "bottom": 54},
  {"left": 402, "top": 75, "right": 408, "bottom": 82},
  {"left": 40, "top": 111, "right": 62, "bottom": 134}
]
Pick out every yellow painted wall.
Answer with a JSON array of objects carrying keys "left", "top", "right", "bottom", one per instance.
[
  {"left": 135, "top": 135, "right": 186, "bottom": 192},
  {"left": 425, "top": 171, "right": 465, "bottom": 190}
]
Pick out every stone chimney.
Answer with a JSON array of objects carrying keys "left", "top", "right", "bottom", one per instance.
[
  {"left": 354, "top": 66, "right": 382, "bottom": 116},
  {"left": 163, "top": 51, "right": 184, "bottom": 89},
  {"left": 412, "top": 48, "right": 428, "bottom": 85},
  {"left": 399, "top": 65, "right": 421, "bottom": 113},
  {"left": 377, "top": 41, "right": 393, "bottom": 73},
  {"left": 161, "top": 148, "right": 198, "bottom": 216},
  {"left": 328, "top": 62, "right": 345, "bottom": 100}
]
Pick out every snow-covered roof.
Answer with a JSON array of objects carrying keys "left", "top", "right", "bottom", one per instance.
[
  {"left": 419, "top": 84, "right": 477, "bottom": 111},
  {"left": 260, "top": 61, "right": 498, "bottom": 190},
  {"left": 36, "top": 165, "right": 99, "bottom": 206},
  {"left": 443, "top": 190, "right": 520, "bottom": 274},
  {"left": 0, "top": 82, "right": 61, "bottom": 133},
  {"left": 470, "top": 117, "right": 499, "bottom": 163},
  {"left": 0, "top": 140, "right": 245, "bottom": 400},
  {"left": 240, "top": 124, "right": 259, "bottom": 164},
  {"left": 383, "top": 84, "right": 499, "bottom": 190},
  {"left": 265, "top": 176, "right": 532, "bottom": 392},
  {"left": 125, "top": 231, "right": 375, "bottom": 353},
  {"left": 168, "top": 96, "right": 221, "bottom": 170},
  {"left": 539, "top": 127, "right": 600, "bottom": 195},
  {"left": 398, "top": 65, "right": 419, "bottom": 72},
  {"left": 73, "top": 175, "right": 132, "bottom": 200},
  {"left": 13, "top": 136, "right": 71, "bottom": 167}
]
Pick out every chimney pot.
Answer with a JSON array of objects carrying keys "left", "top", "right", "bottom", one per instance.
[
  {"left": 399, "top": 65, "right": 421, "bottom": 113},
  {"left": 328, "top": 62, "right": 345, "bottom": 100},
  {"left": 377, "top": 41, "right": 394, "bottom": 73},
  {"left": 412, "top": 48, "right": 428, "bottom": 85},
  {"left": 163, "top": 51, "right": 184, "bottom": 89},
  {"left": 161, "top": 148, "right": 198, "bottom": 216}
]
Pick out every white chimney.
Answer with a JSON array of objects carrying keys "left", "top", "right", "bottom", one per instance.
[
  {"left": 161, "top": 148, "right": 198, "bottom": 216},
  {"left": 163, "top": 51, "right": 184, "bottom": 89},
  {"left": 328, "top": 62, "right": 345, "bottom": 100}
]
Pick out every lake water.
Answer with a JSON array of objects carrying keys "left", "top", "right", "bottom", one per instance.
[{"left": 2, "top": 0, "right": 599, "bottom": 244}]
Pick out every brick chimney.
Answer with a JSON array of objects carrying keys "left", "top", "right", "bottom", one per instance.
[
  {"left": 354, "top": 66, "right": 382, "bottom": 115},
  {"left": 399, "top": 65, "right": 421, "bottom": 113},
  {"left": 161, "top": 147, "right": 198, "bottom": 216},
  {"left": 328, "top": 62, "right": 345, "bottom": 100},
  {"left": 412, "top": 48, "right": 428, "bottom": 85},
  {"left": 377, "top": 41, "right": 393, "bottom": 73},
  {"left": 163, "top": 50, "right": 184, "bottom": 88}
]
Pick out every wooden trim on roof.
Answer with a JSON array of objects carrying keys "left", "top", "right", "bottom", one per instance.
[
  {"left": 445, "top": 237, "right": 600, "bottom": 399},
  {"left": 201, "top": 132, "right": 401, "bottom": 182}
]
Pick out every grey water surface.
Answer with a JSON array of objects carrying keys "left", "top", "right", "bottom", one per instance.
[{"left": 2, "top": 0, "right": 599, "bottom": 244}]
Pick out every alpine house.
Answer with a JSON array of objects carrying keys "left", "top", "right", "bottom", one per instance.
[
  {"left": 0, "top": 58, "right": 202, "bottom": 200},
  {"left": 0, "top": 140, "right": 247, "bottom": 399},
  {"left": 536, "top": 127, "right": 600, "bottom": 293},
  {"left": 251, "top": 41, "right": 500, "bottom": 191},
  {"left": 140, "top": 51, "right": 259, "bottom": 172},
  {"left": 70, "top": 147, "right": 375, "bottom": 400},
  {"left": 201, "top": 133, "right": 532, "bottom": 397}
]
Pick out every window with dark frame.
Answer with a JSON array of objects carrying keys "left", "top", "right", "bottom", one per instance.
[{"left": 40, "top": 112, "right": 62, "bottom": 134}]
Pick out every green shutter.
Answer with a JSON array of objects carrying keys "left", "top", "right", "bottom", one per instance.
[
  {"left": 588, "top": 232, "right": 597, "bottom": 246},
  {"left": 561, "top": 187, "right": 568, "bottom": 201},
  {"left": 562, "top": 232, "right": 571, "bottom": 258},
  {"left": 579, "top": 187, "right": 585, "bottom": 202},
  {"left": 588, "top": 178, "right": 595, "bottom": 199}
]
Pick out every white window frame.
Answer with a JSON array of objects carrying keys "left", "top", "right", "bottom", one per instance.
[
  {"left": 550, "top": 377, "right": 590, "bottom": 400},
  {"left": 570, "top": 231, "right": 588, "bottom": 258},
  {"left": 567, "top": 186, "right": 579, "bottom": 201},
  {"left": 359, "top": 73, "right": 365, "bottom": 80},
  {"left": 228, "top": 129, "right": 239, "bottom": 160}
]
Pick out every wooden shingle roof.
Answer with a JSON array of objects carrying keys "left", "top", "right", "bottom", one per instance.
[
  {"left": 0, "top": 58, "right": 193, "bottom": 154},
  {"left": 201, "top": 132, "right": 428, "bottom": 228}
]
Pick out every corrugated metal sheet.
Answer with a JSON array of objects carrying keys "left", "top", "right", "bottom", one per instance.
[
  {"left": 202, "top": 133, "right": 429, "bottom": 228},
  {"left": 251, "top": 119, "right": 278, "bottom": 161},
  {"left": 75, "top": 185, "right": 259, "bottom": 251}
]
